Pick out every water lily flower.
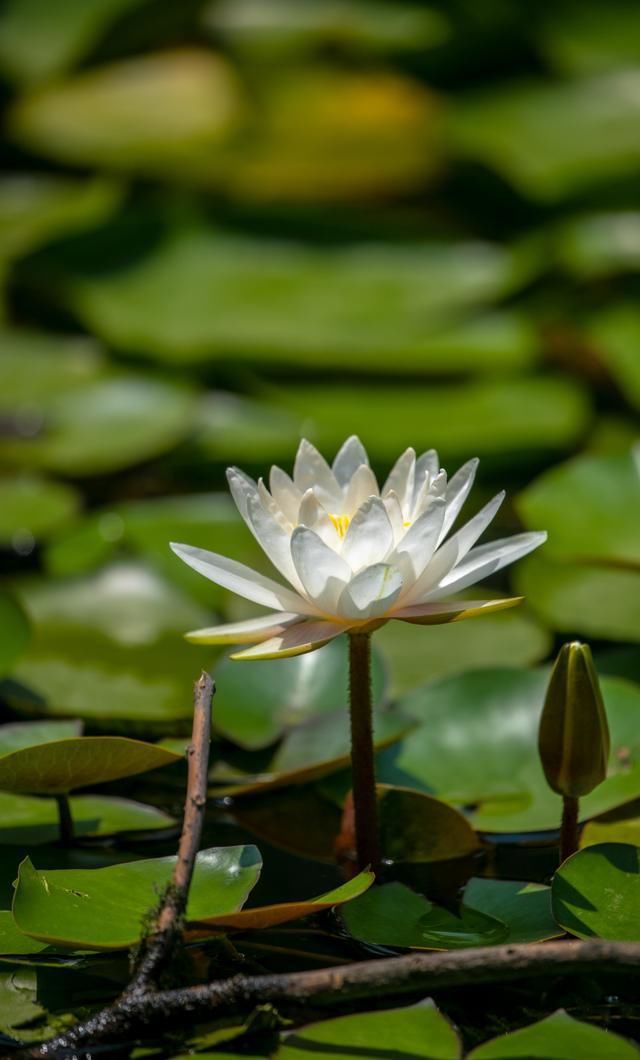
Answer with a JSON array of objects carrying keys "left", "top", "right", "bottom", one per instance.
[{"left": 171, "top": 436, "right": 547, "bottom": 660}]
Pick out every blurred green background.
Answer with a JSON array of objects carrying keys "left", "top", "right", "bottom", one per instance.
[{"left": 1, "top": 0, "right": 639, "bottom": 733}]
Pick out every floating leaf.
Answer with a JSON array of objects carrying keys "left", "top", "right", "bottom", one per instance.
[
  {"left": 0, "top": 327, "right": 104, "bottom": 405},
  {"left": 211, "top": 639, "right": 387, "bottom": 750},
  {"left": 0, "top": 720, "right": 81, "bottom": 756},
  {"left": 341, "top": 882, "right": 507, "bottom": 950},
  {"left": 0, "top": 911, "right": 52, "bottom": 958},
  {"left": 0, "top": 791, "right": 174, "bottom": 845},
  {"left": 556, "top": 213, "right": 640, "bottom": 278},
  {"left": 518, "top": 451, "right": 640, "bottom": 568},
  {"left": 12, "top": 846, "right": 262, "bottom": 950},
  {"left": 581, "top": 813, "right": 640, "bottom": 849},
  {"left": 552, "top": 843, "right": 640, "bottom": 941},
  {"left": 275, "top": 1000, "right": 461, "bottom": 1060},
  {"left": 0, "top": 593, "right": 30, "bottom": 676},
  {"left": 451, "top": 71, "right": 640, "bottom": 200},
  {"left": 515, "top": 553, "right": 640, "bottom": 643},
  {"left": 231, "top": 787, "right": 342, "bottom": 863},
  {"left": 64, "top": 225, "right": 532, "bottom": 367},
  {"left": 0, "top": 736, "right": 181, "bottom": 795},
  {"left": 376, "top": 786, "right": 479, "bottom": 863},
  {"left": 539, "top": 1, "right": 640, "bottom": 76},
  {"left": 463, "top": 878, "right": 561, "bottom": 944},
  {"left": 0, "top": 475, "right": 80, "bottom": 547},
  {"left": 468, "top": 1010, "right": 639, "bottom": 1059},
  {"left": 585, "top": 305, "right": 640, "bottom": 411}
]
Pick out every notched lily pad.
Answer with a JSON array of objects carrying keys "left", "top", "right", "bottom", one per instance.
[
  {"left": 468, "top": 1009, "right": 639, "bottom": 1059},
  {"left": 552, "top": 842, "right": 640, "bottom": 941}
]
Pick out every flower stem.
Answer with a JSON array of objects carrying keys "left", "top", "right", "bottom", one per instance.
[
  {"left": 348, "top": 632, "right": 380, "bottom": 874},
  {"left": 560, "top": 794, "right": 579, "bottom": 864},
  {"left": 55, "top": 794, "right": 75, "bottom": 846}
]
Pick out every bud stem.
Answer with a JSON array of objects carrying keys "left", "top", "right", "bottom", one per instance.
[
  {"left": 55, "top": 794, "right": 75, "bottom": 846},
  {"left": 348, "top": 632, "right": 381, "bottom": 874},
  {"left": 560, "top": 794, "right": 579, "bottom": 864}
]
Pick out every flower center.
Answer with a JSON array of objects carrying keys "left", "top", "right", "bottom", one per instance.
[{"left": 329, "top": 514, "right": 351, "bottom": 538}]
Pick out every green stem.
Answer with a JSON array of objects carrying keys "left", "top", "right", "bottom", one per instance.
[
  {"left": 560, "top": 794, "right": 579, "bottom": 863},
  {"left": 55, "top": 794, "right": 75, "bottom": 846},
  {"left": 348, "top": 632, "right": 380, "bottom": 873}
]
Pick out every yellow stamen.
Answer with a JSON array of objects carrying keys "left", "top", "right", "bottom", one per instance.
[{"left": 329, "top": 514, "right": 351, "bottom": 538}]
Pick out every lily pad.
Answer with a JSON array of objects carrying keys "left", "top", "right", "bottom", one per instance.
[
  {"left": 63, "top": 225, "right": 532, "bottom": 367},
  {"left": 12, "top": 846, "right": 262, "bottom": 950},
  {"left": 0, "top": 475, "right": 80, "bottom": 547},
  {"left": 556, "top": 213, "right": 640, "bottom": 278},
  {"left": 463, "top": 878, "right": 561, "bottom": 944},
  {"left": 341, "top": 882, "right": 507, "bottom": 950},
  {"left": 539, "top": 1, "right": 640, "bottom": 76},
  {"left": 585, "top": 305, "right": 640, "bottom": 411},
  {"left": 518, "top": 451, "right": 640, "bottom": 569},
  {"left": 581, "top": 814, "right": 640, "bottom": 849},
  {"left": 390, "top": 668, "right": 640, "bottom": 832},
  {"left": 0, "top": 593, "right": 30, "bottom": 676},
  {"left": 515, "top": 553, "right": 640, "bottom": 643},
  {"left": 206, "top": 870, "right": 373, "bottom": 932},
  {"left": 468, "top": 1010, "right": 639, "bottom": 1059},
  {"left": 552, "top": 843, "right": 640, "bottom": 941},
  {"left": 211, "top": 639, "right": 387, "bottom": 750},
  {"left": 451, "top": 71, "right": 640, "bottom": 200},
  {"left": 0, "top": 736, "right": 181, "bottom": 795},
  {"left": 275, "top": 1000, "right": 461, "bottom": 1060},
  {"left": 377, "top": 786, "right": 480, "bottom": 863},
  {"left": 0, "top": 791, "right": 174, "bottom": 845}
]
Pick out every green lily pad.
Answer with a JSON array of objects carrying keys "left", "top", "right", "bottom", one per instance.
[
  {"left": 0, "top": 326, "right": 104, "bottom": 405},
  {"left": 552, "top": 843, "right": 640, "bottom": 941},
  {"left": 518, "top": 451, "right": 640, "bottom": 568},
  {"left": 0, "top": 720, "right": 81, "bottom": 756},
  {"left": 0, "top": 967, "right": 46, "bottom": 1039},
  {"left": 515, "top": 553, "right": 640, "bottom": 643},
  {"left": 390, "top": 668, "right": 640, "bottom": 833},
  {"left": 451, "top": 71, "right": 640, "bottom": 200},
  {"left": 12, "top": 846, "right": 262, "bottom": 950},
  {"left": 231, "top": 787, "right": 342, "bottom": 863},
  {"left": 539, "top": 1, "right": 640, "bottom": 76},
  {"left": 376, "top": 786, "right": 479, "bottom": 863},
  {"left": 211, "top": 639, "right": 387, "bottom": 751},
  {"left": 0, "top": 791, "right": 174, "bottom": 845},
  {"left": 275, "top": 1000, "right": 461, "bottom": 1060},
  {"left": 341, "top": 882, "right": 507, "bottom": 950},
  {"left": 0, "top": 736, "right": 181, "bottom": 795},
  {"left": 63, "top": 224, "right": 532, "bottom": 367},
  {"left": 0, "top": 0, "right": 150, "bottom": 84},
  {"left": 0, "top": 911, "right": 52, "bottom": 958},
  {"left": 8, "top": 50, "right": 241, "bottom": 177},
  {"left": 0, "top": 475, "right": 80, "bottom": 547},
  {"left": 272, "top": 376, "right": 589, "bottom": 464},
  {"left": 556, "top": 213, "right": 640, "bottom": 278},
  {"left": 581, "top": 814, "right": 640, "bottom": 849},
  {"left": 376, "top": 598, "right": 550, "bottom": 694},
  {"left": 463, "top": 878, "right": 561, "bottom": 944},
  {"left": 0, "top": 593, "right": 30, "bottom": 676},
  {"left": 585, "top": 305, "right": 640, "bottom": 411},
  {"left": 207, "top": 870, "right": 373, "bottom": 932},
  {"left": 468, "top": 1010, "right": 639, "bottom": 1059}
]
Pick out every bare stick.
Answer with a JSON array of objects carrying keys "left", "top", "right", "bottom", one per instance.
[
  {"left": 15, "top": 939, "right": 640, "bottom": 1058},
  {"left": 348, "top": 632, "right": 380, "bottom": 873},
  {"left": 127, "top": 670, "right": 214, "bottom": 993}
]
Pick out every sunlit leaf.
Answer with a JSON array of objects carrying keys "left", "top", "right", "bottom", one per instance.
[
  {"left": 552, "top": 842, "right": 640, "bottom": 941},
  {"left": 0, "top": 791, "right": 174, "bottom": 845},
  {"left": 468, "top": 1010, "right": 638, "bottom": 1059},
  {"left": 463, "top": 878, "right": 561, "bottom": 944},
  {"left": 556, "top": 213, "right": 640, "bottom": 278},
  {"left": 206, "top": 870, "right": 373, "bottom": 932}
]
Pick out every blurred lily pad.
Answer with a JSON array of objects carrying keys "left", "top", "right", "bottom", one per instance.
[
  {"left": 585, "top": 305, "right": 640, "bottom": 411},
  {"left": 389, "top": 668, "right": 640, "bottom": 833},
  {"left": 0, "top": 0, "right": 150, "bottom": 85},
  {"left": 211, "top": 639, "right": 387, "bottom": 750},
  {"left": 13, "top": 846, "right": 262, "bottom": 950},
  {"left": 539, "top": 1, "right": 640, "bottom": 76},
  {"left": 0, "top": 593, "right": 30, "bottom": 676},
  {"left": 63, "top": 225, "right": 534, "bottom": 366},
  {"left": 341, "top": 882, "right": 507, "bottom": 950},
  {"left": 207, "top": 0, "right": 451, "bottom": 59},
  {"left": 515, "top": 553, "right": 640, "bottom": 643},
  {"left": 0, "top": 720, "right": 81, "bottom": 755},
  {"left": 517, "top": 451, "right": 640, "bottom": 568},
  {"left": 8, "top": 50, "right": 241, "bottom": 178},
  {"left": 552, "top": 843, "right": 640, "bottom": 941},
  {"left": 0, "top": 791, "right": 173, "bottom": 845},
  {"left": 275, "top": 1001, "right": 461, "bottom": 1060},
  {"left": 556, "top": 213, "right": 640, "bottom": 278},
  {"left": 451, "top": 71, "right": 640, "bottom": 200},
  {"left": 468, "top": 1010, "right": 639, "bottom": 1059},
  {"left": 0, "top": 327, "right": 104, "bottom": 406},
  {"left": 0, "top": 475, "right": 80, "bottom": 548},
  {"left": 463, "top": 878, "right": 561, "bottom": 944}
]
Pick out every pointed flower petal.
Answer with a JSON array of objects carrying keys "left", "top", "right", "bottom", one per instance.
[
  {"left": 247, "top": 492, "right": 304, "bottom": 592},
  {"left": 231, "top": 619, "right": 347, "bottom": 660},
  {"left": 438, "top": 458, "right": 479, "bottom": 543},
  {"left": 382, "top": 447, "right": 415, "bottom": 516},
  {"left": 341, "top": 496, "right": 394, "bottom": 571},
  {"left": 226, "top": 466, "right": 259, "bottom": 523},
  {"left": 294, "top": 439, "right": 341, "bottom": 506},
  {"left": 185, "top": 613, "right": 303, "bottom": 645},
  {"left": 392, "top": 496, "right": 446, "bottom": 580},
  {"left": 393, "top": 597, "right": 523, "bottom": 624},
  {"left": 290, "top": 526, "right": 351, "bottom": 612},
  {"left": 342, "top": 463, "right": 379, "bottom": 515},
  {"left": 269, "top": 466, "right": 302, "bottom": 524},
  {"left": 332, "top": 435, "right": 369, "bottom": 487},
  {"left": 339, "top": 563, "right": 403, "bottom": 619},
  {"left": 428, "top": 531, "right": 548, "bottom": 600}
]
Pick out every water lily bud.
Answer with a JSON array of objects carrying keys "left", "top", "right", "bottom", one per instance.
[{"left": 538, "top": 642, "right": 610, "bottom": 798}]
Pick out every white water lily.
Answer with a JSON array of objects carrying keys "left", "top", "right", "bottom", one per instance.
[{"left": 171, "top": 436, "right": 547, "bottom": 660}]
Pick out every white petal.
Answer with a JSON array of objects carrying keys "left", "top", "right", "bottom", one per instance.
[
  {"left": 298, "top": 489, "right": 341, "bottom": 549},
  {"left": 226, "top": 466, "right": 258, "bottom": 523},
  {"left": 415, "top": 448, "right": 439, "bottom": 486},
  {"left": 383, "top": 448, "right": 415, "bottom": 519},
  {"left": 269, "top": 466, "right": 303, "bottom": 524},
  {"left": 426, "top": 531, "right": 548, "bottom": 600},
  {"left": 342, "top": 464, "right": 379, "bottom": 517},
  {"left": 332, "top": 435, "right": 370, "bottom": 487},
  {"left": 247, "top": 492, "right": 304, "bottom": 592},
  {"left": 383, "top": 490, "right": 404, "bottom": 543},
  {"left": 293, "top": 439, "right": 341, "bottom": 506},
  {"left": 392, "top": 597, "right": 522, "bottom": 624},
  {"left": 231, "top": 619, "right": 347, "bottom": 660},
  {"left": 170, "top": 542, "right": 314, "bottom": 614},
  {"left": 258, "top": 479, "right": 290, "bottom": 531},
  {"left": 411, "top": 468, "right": 447, "bottom": 521},
  {"left": 391, "top": 496, "right": 446, "bottom": 581},
  {"left": 402, "top": 491, "right": 506, "bottom": 604},
  {"left": 290, "top": 526, "right": 351, "bottom": 613},
  {"left": 341, "top": 496, "right": 394, "bottom": 571},
  {"left": 185, "top": 612, "right": 303, "bottom": 644},
  {"left": 338, "top": 563, "right": 403, "bottom": 620},
  {"left": 438, "top": 458, "right": 479, "bottom": 543}
]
